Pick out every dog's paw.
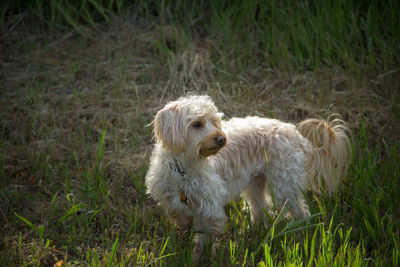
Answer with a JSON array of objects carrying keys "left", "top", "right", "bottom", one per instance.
[{"left": 191, "top": 242, "right": 204, "bottom": 264}]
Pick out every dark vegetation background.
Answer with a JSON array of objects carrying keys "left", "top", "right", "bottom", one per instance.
[{"left": 1, "top": 0, "right": 399, "bottom": 266}]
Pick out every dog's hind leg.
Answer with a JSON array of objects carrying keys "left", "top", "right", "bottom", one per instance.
[
  {"left": 242, "top": 175, "right": 270, "bottom": 224},
  {"left": 282, "top": 190, "right": 310, "bottom": 220},
  {"left": 268, "top": 171, "right": 310, "bottom": 220}
]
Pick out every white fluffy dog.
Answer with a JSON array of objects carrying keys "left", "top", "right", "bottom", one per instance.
[{"left": 145, "top": 95, "right": 351, "bottom": 257}]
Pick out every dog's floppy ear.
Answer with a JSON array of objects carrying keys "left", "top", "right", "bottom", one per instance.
[{"left": 153, "top": 103, "right": 186, "bottom": 152}]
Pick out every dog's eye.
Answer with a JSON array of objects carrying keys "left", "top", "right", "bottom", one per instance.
[{"left": 192, "top": 121, "right": 203, "bottom": 129}]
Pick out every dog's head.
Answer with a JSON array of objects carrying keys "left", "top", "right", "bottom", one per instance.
[{"left": 153, "top": 95, "right": 226, "bottom": 157}]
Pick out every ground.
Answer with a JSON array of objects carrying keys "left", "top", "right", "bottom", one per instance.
[{"left": 1, "top": 19, "right": 399, "bottom": 266}]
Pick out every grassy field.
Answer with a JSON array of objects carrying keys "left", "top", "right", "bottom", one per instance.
[{"left": 1, "top": 0, "right": 399, "bottom": 266}]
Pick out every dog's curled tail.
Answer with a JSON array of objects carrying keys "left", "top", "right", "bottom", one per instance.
[{"left": 297, "top": 117, "right": 352, "bottom": 195}]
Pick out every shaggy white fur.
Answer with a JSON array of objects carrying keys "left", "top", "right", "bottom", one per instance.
[{"left": 145, "top": 95, "right": 351, "bottom": 258}]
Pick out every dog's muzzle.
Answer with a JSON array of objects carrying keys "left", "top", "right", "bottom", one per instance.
[{"left": 199, "top": 132, "right": 227, "bottom": 157}]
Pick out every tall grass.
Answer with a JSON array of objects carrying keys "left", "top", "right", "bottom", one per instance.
[
  {"left": 2, "top": 111, "right": 399, "bottom": 265},
  {"left": 3, "top": 0, "right": 399, "bottom": 73}
]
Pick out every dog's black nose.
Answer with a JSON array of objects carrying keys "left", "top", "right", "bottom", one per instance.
[{"left": 215, "top": 135, "right": 226, "bottom": 146}]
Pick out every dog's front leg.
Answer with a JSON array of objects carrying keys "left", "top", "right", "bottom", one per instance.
[
  {"left": 191, "top": 214, "right": 226, "bottom": 263},
  {"left": 192, "top": 215, "right": 213, "bottom": 263}
]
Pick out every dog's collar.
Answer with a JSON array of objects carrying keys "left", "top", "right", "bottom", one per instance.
[
  {"left": 169, "top": 158, "right": 186, "bottom": 177},
  {"left": 169, "top": 158, "right": 189, "bottom": 205}
]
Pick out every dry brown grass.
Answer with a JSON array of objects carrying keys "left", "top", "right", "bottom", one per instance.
[{"left": 1, "top": 22, "right": 399, "bottom": 265}]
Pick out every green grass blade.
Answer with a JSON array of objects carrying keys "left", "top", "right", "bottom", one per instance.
[
  {"left": 96, "top": 129, "right": 106, "bottom": 169},
  {"left": 14, "top": 212, "right": 38, "bottom": 233},
  {"left": 56, "top": 203, "right": 85, "bottom": 227},
  {"left": 108, "top": 236, "right": 119, "bottom": 267},
  {"left": 88, "top": 0, "right": 110, "bottom": 23}
]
